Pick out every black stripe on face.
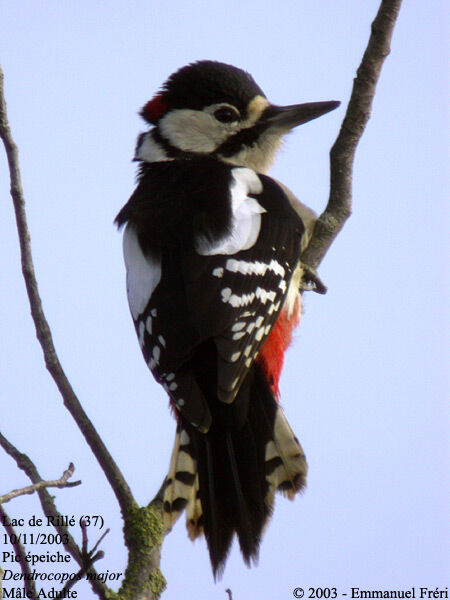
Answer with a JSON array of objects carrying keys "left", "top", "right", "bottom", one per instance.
[{"left": 214, "top": 123, "right": 267, "bottom": 158}]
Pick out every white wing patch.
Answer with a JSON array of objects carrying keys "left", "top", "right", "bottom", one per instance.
[
  {"left": 196, "top": 167, "right": 265, "bottom": 256},
  {"left": 123, "top": 225, "right": 161, "bottom": 319},
  {"left": 225, "top": 257, "right": 285, "bottom": 278}
]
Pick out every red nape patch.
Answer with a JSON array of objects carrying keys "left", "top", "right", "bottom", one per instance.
[
  {"left": 141, "top": 93, "right": 168, "bottom": 124},
  {"left": 256, "top": 303, "right": 301, "bottom": 399}
]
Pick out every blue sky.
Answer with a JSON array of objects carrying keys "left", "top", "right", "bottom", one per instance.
[{"left": 0, "top": 2, "right": 448, "bottom": 599}]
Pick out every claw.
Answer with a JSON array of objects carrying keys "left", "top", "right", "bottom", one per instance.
[{"left": 300, "top": 263, "right": 327, "bottom": 294}]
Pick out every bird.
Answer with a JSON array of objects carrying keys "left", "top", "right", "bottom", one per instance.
[{"left": 115, "top": 60, "right": 339, "bottom": 577}]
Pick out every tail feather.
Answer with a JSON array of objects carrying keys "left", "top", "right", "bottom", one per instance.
[
  {"left": 162, "top": 426, "right": 197, "bottom": 530},
  {"left": 225, "top": 431, "right": 256, "bottom": 565},
  {"left": 263, "top": 403, "right": 306, "bottom": 500},
  {"left": 186, "top": 472, "right": 202, "bottom": 540},
  {"left": 203, "top": 434, "right": 232, "bottom": 575},
  {"left": 162, "top": 363, "right": 307, "bottom": 577}
]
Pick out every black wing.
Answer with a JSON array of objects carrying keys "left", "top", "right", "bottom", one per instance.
[{"left": 116, "top": 159, "right": 304, "bottom": 431}]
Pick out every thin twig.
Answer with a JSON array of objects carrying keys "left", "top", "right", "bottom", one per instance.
[
  {"left": 59, "top": 550, "right": 105, "bottom": 596},
  {"left": 59, "top": 522, "right": 109, "bottom": 596},
  {"left": 0, "top": 504, "right": 38, "bottom": 599},
  {"left": 90, "top": 528, "right": 111, "bottom": 556},
  {"left": 80, "top": 518, "right": 89, "bottom": 555},
  {"left": 0, "top": 64, "right": 136, "bottom": 519},
  {"left": 0, "top": 463, "right": 80, "bottom": 504},
  {"left": 301, "top": 0, "right": 402, "bottom": 271}
]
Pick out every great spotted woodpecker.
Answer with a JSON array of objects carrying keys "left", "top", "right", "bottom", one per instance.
[{"left": 115, "top": 61, "right": 339, "bottom": 577}]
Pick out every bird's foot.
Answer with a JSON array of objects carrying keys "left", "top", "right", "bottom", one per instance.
[{"left": 300, "top": 263, "right": 327, "bottom": 294}]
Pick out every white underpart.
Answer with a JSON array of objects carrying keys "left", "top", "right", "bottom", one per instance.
[
  {"left": 135, "top": 132, "right": 169, "bottom": 162},
  {"left": 197, "top": 168, "right": 265, "bottom": 256},
  {"left": 123, "top": 225, "right": 161, "bottom": 319}
]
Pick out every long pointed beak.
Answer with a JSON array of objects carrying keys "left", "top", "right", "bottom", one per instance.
[{"left": 264, "top": 100, "right": 340, "bottom": 130}]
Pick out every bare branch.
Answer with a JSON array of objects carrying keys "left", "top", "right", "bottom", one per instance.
[
  {"left": 90, "top": 527, "right": 111, "bottom": 557},
  {"left": 0, "top": 504, "right": 38, "bottom": 598},
  {"left": 301, "top": 0, "right": 402, "bottom": 271},
  {"left": 0, "top": 463, "right": 80, "bottom": 504},
  {"left": 0, "top": 64, "right": 135, "bottom": 521},
  {"left": 81, "top": 518, "right": 89, "bottom": 555}
]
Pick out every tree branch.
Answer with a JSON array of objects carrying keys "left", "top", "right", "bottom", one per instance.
[
  {"left": 0, "top": 463, "right": 80, "bottom": 504},
  {"left": 0, "top": 64, "right": 136, "bottom": 520},
  {"left": 301, "top": 0, "right": 402, "bottom": 272}
]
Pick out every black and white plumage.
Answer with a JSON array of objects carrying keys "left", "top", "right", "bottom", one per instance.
[{"left": 116, "top": 61, "right": 339, "bottom": 576}]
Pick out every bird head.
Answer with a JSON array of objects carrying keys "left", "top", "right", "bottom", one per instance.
[{"left": 135, "top": 60, "right": 340, "bottom": 173}]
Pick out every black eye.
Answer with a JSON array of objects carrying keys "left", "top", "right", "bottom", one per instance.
[{"left": 213, "top": 107, "right": 239, "bottom": 123}]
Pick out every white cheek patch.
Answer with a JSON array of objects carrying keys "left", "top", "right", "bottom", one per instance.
[
  {"left": 197, "top": 167, "right": 265, "bottom": 256},
  {"left": 123, "top": 225, "right": 161, "bottom": 319},
  {"left": 159, "top": 109, "right": 228, "bottom": 153}
]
